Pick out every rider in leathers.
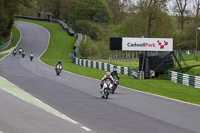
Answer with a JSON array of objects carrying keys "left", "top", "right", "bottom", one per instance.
[
  {"left": 100, "top": 72, "right": 114, "bottom": 92},
  {"left": 56, "top": 60, "right": 63, "bottom": 68},
  {"left": 111, "top": 68, "right": 120, "bottom": 81}
]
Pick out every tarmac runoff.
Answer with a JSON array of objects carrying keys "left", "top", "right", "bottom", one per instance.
[{"left": 0, "top": 76, "right": 78, "bottom": 124}]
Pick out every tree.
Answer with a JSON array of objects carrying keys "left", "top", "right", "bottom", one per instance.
[
  {"left": 0, "top": 0, "right": 32, "bottom": 37},
  {"left": 73, "top": 0, "right": 112, "bottom": 24},
  {"left": 106, "top": 0, "right": 131, "bottom": 24},
  {"left": 36, "top": 0, "right": 63, "bottom": 19},
  {"left": 173, "top": 0, "right": 190, "bottom": 31},
  {"left": 136, "top": 0, "right": 168, "bottom": 37},
  {"left": 194, "top": 0, "right": 200, "bottom": 22}
]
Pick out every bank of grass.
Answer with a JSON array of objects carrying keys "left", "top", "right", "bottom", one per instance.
[
  {"left": 0, "top": 55, "right": 4, "bottom": 59},
  {"left": 18, "top": 19, "right": 200, "bottom": 105}
]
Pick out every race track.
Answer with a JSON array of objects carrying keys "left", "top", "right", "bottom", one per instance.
[{"left": 0, "top": 21, "right": 200, "bottom": 133}]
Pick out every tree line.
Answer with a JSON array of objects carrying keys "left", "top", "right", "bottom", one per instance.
[
  {"left": 0, "top": 0, "right": 31, "bottom": 41},
  {"left": 3, "top": 0, "right": 200, "bottom": 58}
]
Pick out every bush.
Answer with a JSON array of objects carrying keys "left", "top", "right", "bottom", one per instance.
[
  {"left": 75, "top": 20, "right": 91, "bottom": 34},
  {"left": 0, "top": 11, "right": 9, "bottom": 37},
  {"left": 75, "top": 20, "right": 103, "bottom": 40},
  {"left": 79, "top": 39, "right": 110, "bottom": 58}
]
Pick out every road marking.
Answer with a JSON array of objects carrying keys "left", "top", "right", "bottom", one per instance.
[{"left": 81, "top": 126, "right": 92, "bottom": 131}]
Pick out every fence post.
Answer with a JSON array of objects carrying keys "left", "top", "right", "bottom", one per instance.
[
  {"left": 136, "top": 52, "right": 138, "bottom": 62},
  {"left": 126, "top": 52, "right": 127, "bottom": 62}
]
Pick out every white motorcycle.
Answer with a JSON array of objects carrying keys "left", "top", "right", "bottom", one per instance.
[
  {"left": 101, "top": 79, "right": 113, "bottom": 99},
  {"left": 55, "top": 64, "right": 62, "bottom": 76}
]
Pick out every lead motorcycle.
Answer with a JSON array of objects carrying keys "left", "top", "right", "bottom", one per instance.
[
  {"left": 101, "top": 79, "right": 113, "bottom": 99},
  {"left": 55, "top": 64, "right": 62, "bottom": 76}
]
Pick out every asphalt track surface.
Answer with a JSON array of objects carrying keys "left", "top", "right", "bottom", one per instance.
[
  {"left": 0, "top": 21, "right": 200, "bottom": 133},
  {"left": 0, "top": 88, "right": 91, "bottom": 133}
]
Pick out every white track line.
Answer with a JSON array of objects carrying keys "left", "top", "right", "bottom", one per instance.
[{"left": 81, "top": 126, "right": 92, "bottom": 131}]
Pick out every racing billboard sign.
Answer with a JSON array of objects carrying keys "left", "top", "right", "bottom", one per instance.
[{"left": 122, "top": 37, "right": 173, "bottom": 51}]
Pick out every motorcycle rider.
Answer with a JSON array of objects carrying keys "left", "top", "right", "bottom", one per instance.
[
  {"left": 30, "top": 52, "right": 34, "bottom": 56},
  {"left": 19, "top": 47, "right": 22, "bottom": 54},
  {"left": 56, "top": 60, "right": 63, "bottom": 67},
  {"left": 22, "top": 50, "right": 26, "bottom": 58},
  {"left": 13, "top": 49, "right": 17, "bottom": 56},
  {"left": 55, "top": 60, "right": 63, "bottom": 71},
  {"left": 29, "top": 52, "right": 34, "bottom": 60},
  {"left": 111, "top": 68, "right": 120, "bottom": 81},
  {"left": 100, "top": 72, "right": 114, "bottom": 92}
]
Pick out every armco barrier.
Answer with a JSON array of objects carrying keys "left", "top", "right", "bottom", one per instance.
[
  {"left": 168, "top": 70, "right": 200, "bottom": 89},
  {"left": 74, "top": 33, "right": 83, "bottom": 57},
  {"left": 73, "top": 57, "right": 140, "bottom": 79},
  {"left": 0, "top": 33, "right": 11, "bottom": 50}
]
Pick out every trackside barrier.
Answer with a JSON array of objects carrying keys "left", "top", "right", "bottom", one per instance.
[
  {"left": 74, "top": 33, "right": 83, "bottom": 57},
  {"left": 73, "top": 57, "right": 140, "bottom": 79},
  {"left": 168, "top": 70, "right": 199, "bottom": 89}
]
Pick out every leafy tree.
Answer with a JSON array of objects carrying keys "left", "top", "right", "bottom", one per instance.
[
  {"left": 0, "top": 0, "right": 32, "bottom": 38},
  {"left": 0, "top": 10, "right": 9, "bottom": 36},
  {"left": 105, "top": 0, "right": 129, "bottom": 24},
  {"left": 73, "top": 0, "right": 112, "bottom": 24},
  {"left": 173, "top": 0, "right": 190, "bottom": 31},
  {"left": 136, "top": 0, "right": 168, "bottom": 37}
]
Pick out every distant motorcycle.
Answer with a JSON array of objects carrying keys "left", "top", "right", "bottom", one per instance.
[
  {"left": 13, "top": 49, "right": 17, "bottom": 56},
  {"left": 55, "top": 64, "right": 62, "bottom": 76},
  {"left": 101, "top": 79, "right": 113, "bottom": 99},
  {"left": 111, "top": 77, "right": 119, "bottom": 94},
  {"left": 19, "top": 48, "right": 22, "bottom": 55},
  {"left": 29, "top": 52, "right": 34, "bottom": 61},
  {"left": 22, "top": 52, "right": 25, "bottom": 58}
]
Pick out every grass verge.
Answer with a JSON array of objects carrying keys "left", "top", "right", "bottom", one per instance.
[
  {"left": 17, "top": 19, "right": 200, "bottom": 105},
  {"left": 0, "top": 55, "right": 4, "bottom": 59}
]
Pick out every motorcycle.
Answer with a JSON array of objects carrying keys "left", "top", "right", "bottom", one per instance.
[
  {"left": 13, "top": 50, "right": 17, "bottom": 56},
  {"left": 55, "top": 64, "right": 62, "bottom": 76},
  {"left": 22, "top": 52, "right": 25, "bottom": 58},
  {"left": 19, "top": 48, "right": 22, "bottom": 55},
  {"left": 30, "top": 53, "right": 34, "bottom": 61},
  {"left": 101, "top": 79, "right": 113, "bottom": 99},
  {"left": 111, "top": 77, "right": 119, "bottom": 94}
]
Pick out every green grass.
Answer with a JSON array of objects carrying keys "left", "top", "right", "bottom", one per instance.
[
  {"left": 0, "top": 55, "right": 4, "bottom": 59},
  {"left": 17, "top": 19, "right": 200, "bottom": 105}
]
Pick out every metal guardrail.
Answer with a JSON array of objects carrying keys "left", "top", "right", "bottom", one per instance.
[
  {"left": 0, "top": 33, "right": 11, "bottom": 51},
  {"left": 74, "top": 33, "right": 83, "bottom": 57}
]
